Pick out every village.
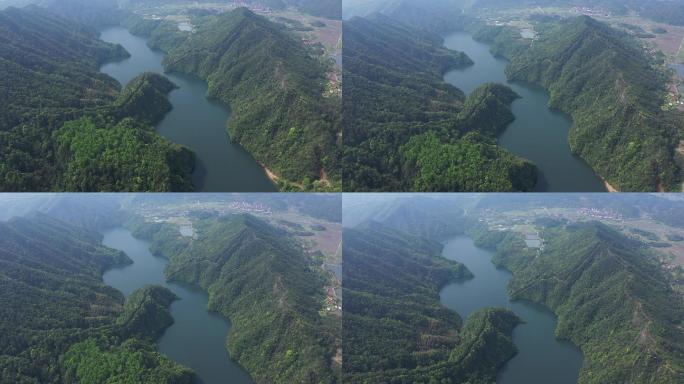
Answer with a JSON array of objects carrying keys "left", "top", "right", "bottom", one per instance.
[
  {"left": 478, "top": 204, "right": 684, "bottom": 294},
  {"left": 472, "top": 3, "right": 684, "bottom": 111},
  {"left": 129, "top": 196, "right": 343, "bottom": 319},
  {"left": 130, "top": 0, "right": 341, "bottom": 97}
]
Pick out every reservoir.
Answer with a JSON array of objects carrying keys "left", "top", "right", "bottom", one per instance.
[
  {"left": 443, "top": 32, "right": 605, "bottom": 192},
  {"left": 99, "top": 27, "right": 276, "bottom": 192},
  {"left": 439, "top": 236, "right": 583, "bottom": 383},
  {"left": 102, "top": 227, "right": 254, "bottom": 384}
]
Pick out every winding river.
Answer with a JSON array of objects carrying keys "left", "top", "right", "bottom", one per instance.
[
  {"left": 439, "top": 236, "right": 583, "bottom": 383},
  {"left": 102, "top": 227, "right": 254, "bottom": 384},
  {"left": 443, "top": 32, "right": 606, "bottom": 192},
  {"left": 99, "top": 27, "right": 276, "bottom": 192}
]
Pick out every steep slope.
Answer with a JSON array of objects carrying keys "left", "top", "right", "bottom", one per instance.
[
  {"left": 0, "top": 6, "right": 125, "bottom": 135},
  {"left": 481, "top": 16, "right": 682, "bottom": 191},
  {"left": 62, "top": 285, "right": 194, "bottom": 384},
  {"left": 130, "top": 214, "right": 339, "bottom": 384},
  {"left": 475, "top": 222, "right": 684, "bottom": 383},
  {"left": 343, "top": 224, "right": 520, "bottom": 383},
  {"left": 0, "top": 7, "right": 195, "bottom": 191},
  {"left": 162, "top": 8, "right": 340, "bottom": 191},
  {"left": 0, "top": 216, "right": 192, "bottom": 383},
  {"left": 53, "top": 73, "right": 195, "bottom": 192},
  {"left": 343, "top": 15, "right": 537, "bottom": 191}
]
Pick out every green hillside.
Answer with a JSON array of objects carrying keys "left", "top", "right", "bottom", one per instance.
[
  {"left": 343, "top": 223, "right": 520, "bottom": 383},
  {"left": 473, "top": 222, "right": 684, "bottom": 383},
  {"left": 129, "top": 214, "right": 339, "bottom": 383},
  {"left": 54, "top": 73, "right": 195, "bottom": 192},
  {"left": 0, "top": 7, "right": 195, "bottom": 191},
  {"left": 0, "top": 216, "right": 193, "bottom": 384},
  {"left": 478, "top": 16, "right": 683, "bottom": 191},
  {"left": 161, "top": 8, "right": 340, "bottom": 191},
  {"left": 343, "top": 15, "right": 537, "bottom": 191}
]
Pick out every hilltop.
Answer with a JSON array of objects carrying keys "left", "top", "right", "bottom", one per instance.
[
  {"left": 474, "top": 221, "right": 684, "bottom": 383},
  {"left": 161, "top": 8, "right": 341, "bottom": 191},
  {"left": 480, "top": 15, "right": 683, "bottom": 191},
  {"left": 129, "top": 213, "right": 340, "bottom": 383},
  {"left": 343, "top": 15, "right": 537, "bottom": 191}
]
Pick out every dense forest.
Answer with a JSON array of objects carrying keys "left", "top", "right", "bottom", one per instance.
[
  {"left": 1, "top": 4, "right": 339, "bottom": 192},
  {"left": 343, "top": 223, "right": 521, "bottom": 383},
  {"left": 128, "top": 8, "right": 341, "bottom": 191},
  {"left": 343, "top": 15, "right": 537, "bottom": 191},
  {"left": 0, "top": 7, "right": 195, "bottom": 191},
  {"left": 128, "top": 213, "right": 340, "bottom": 383},
  {"left": 54, "top": 73, "right": 195, "bottom": 191},
  {"left": 474, "top": 16, "right": 683, "bottom": 190},
  {"left": 0, "top": 216, "right": 194, "bottom": 383},
  {"left": 471, "top": 222, "right": 684, "bottom": 383}
]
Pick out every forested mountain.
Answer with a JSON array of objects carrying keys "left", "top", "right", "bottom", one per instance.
[
  {"left": 62, "top": 285, "right": 194, "bottom": 384},
  {"left": 151, "top": 8, "right": 341, "bottom": 191},
  {"left": 54, "top": 73, "right": 195, "bottom": 192},
  {"left": 0, "top": 216, "right": 193, "bottom": 383},
  {"left": 0, "top": 6, "right": 125, "bottom": 129},
  {"left": 343, "top": 15, "right": 537, "bottom": 191},
  {"left": 472, "top": 222, "right": 684, "bottom": 383},
  {"left": 129, "top": 213, "right": 340, "bottom": 383},
  {"left": 122, "top": 15, "right": 189, "bottom": 53},
  {"left": 119, "top": 8, "right": 340, "bottom": 191},
  {"left": 343, "top": 223, "right": 521, "bottom": 383},
  {"left": 477, "top": 16, "right": 682, "bottom": 191},
  {"left": 0, "top": 7, "right": 195, "bottom": 191}
]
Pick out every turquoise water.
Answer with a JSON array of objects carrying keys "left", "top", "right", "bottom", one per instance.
[
  {"left": 443, "top": 32, "right": 605, "bottom": 192},
  {"left": 102, "top": 227, "right": 254, "bottom": 384},
  {"left": 439, "top": 236, "right": 583, "bottom": 384},
  {"left": 100, "top": 27, "right": 275, "bottom": 192}
]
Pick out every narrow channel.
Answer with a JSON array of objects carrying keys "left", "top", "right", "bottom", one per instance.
[
  {"left": 443, "top": 32, "right": 606, "bottom": 192},
  {"left": 101, "top": 227, "right": 254, "bottom": 384},
  {"left": 439, "top": 236, "right": 583, "bottom": 383},
  {"left": 99, "top": 27, "right": 276, "bottom": 192}
]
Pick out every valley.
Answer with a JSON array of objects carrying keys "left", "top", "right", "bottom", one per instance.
[
  {"left": 0, "top": 193, "right": 342, "bottom": 383},
  {"left": 99, "top": 26, "right": 277, "bottom": 192},
  {"left": 342, "top": 0, "right": 684, "bottom": 192},
  {"left": 342, "top": 193, "right": 684, "bottom": 383},
  {"left": 0, "top": 0, "right": 341, "bottom": 192}
]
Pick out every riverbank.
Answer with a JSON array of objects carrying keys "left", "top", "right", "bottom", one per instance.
[
  {"left": 99, "top": 26, "right": 276, "bottom": 192},
  {"left": 439, "top": 236, "right": 583, "bottom": 383},
  {"left": 442, "top": 31, "right": 606, "bottom": 192},
  {"left": 101, "top": 227, "right": 255, "bottom": 384}
]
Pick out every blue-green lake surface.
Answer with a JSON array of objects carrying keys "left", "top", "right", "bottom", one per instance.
[
  {"left": 102, "top": 227, "right": 254, "bottom": 384},
  {"left": 440, "top": 236, "right": 584, "bottom": 383}
]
